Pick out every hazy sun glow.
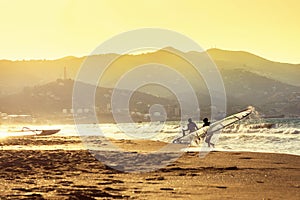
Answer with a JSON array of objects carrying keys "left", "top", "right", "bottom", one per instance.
[
  {"left": 0, "top": 133, "right": 7, "bottom": 139},
  {"left": 0, "top": 0, "right": 299, "bottom": 63},
  {"left": 127, "top": 48, "right": 159, "bottom": 55}
]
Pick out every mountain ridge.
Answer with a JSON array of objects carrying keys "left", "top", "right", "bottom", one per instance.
[
  {"left": 0, "top": 48, "right": 299, "bottom": 119},
  {"left": 0, "top": 48, "right": 299, "bottom": 92}
]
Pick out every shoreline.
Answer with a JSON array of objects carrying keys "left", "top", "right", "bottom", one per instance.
[{"left": 1, "top": 135, "right": 299, "bottom": 156}]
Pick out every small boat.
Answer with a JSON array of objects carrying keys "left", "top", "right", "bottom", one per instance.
[
  {"left": 36, "top": 129, "right": 60, "bottom": 136},
  {"left": 8, "top": 127, "right": 60, "bottom": 136}
]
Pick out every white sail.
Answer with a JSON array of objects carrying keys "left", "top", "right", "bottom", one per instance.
[{"left": 173, "top": 107, "right": 253, "bottom": 145}]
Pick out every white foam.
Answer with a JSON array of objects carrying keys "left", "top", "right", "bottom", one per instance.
[{"left": 0, "top": 119, "right": 299, "bottom": 155}]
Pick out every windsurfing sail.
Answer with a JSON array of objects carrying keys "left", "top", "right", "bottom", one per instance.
[
  {"left": 172, "top": 107, "right": 253, "bottom": 144},
  {"left": 208, "top": 107, "right": 253, "bottom": 133}
]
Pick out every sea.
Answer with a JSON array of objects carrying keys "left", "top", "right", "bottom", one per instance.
[{"left": 0, "top": 118, "right": 299, "bottom": 156}]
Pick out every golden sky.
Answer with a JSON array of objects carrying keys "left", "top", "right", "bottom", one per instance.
[{"left": 0, "top": 0, "right": 299, "bottom": 63}]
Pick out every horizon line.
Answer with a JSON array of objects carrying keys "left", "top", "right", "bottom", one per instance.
[{"left": 0, "top": 47, "right": 299, "bottom": 65}]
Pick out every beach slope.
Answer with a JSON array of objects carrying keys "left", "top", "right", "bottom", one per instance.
[{"left": 0, "top": 139, "right": 299, "bottom": 199}]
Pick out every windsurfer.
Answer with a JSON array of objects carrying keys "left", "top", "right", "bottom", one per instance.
[
  {"left": 202, "top": 118, "right": 214, "bottom": 148},
  {"left": 182, "top": 118, "right": 199, "bottom": 136}
]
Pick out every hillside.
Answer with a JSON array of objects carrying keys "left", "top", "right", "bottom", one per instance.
[
  {"left": 0, "top": 48, "right": 299, "bottom": 94},
  {"left": 0, "top": 79, "right": 179, "bottom": 123},
  {"left": 0, "top": 48, "right": 299, "bottom": 120},
  {"left": 207, "top": 48, "right": 300, "bottom": 87}
]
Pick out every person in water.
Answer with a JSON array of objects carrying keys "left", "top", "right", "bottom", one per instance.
[
  {"left": 202, "top": 118, "right": 210, "bottom": 127},
  {"left": 202, "top": 118, "right": 214, "bottom": 148},
  {"left": 182, "top": 118, "right": 199, "bottom": 136}
]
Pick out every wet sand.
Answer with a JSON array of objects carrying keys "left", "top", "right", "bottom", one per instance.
[{"left": 0, "top": 138, "right": 299, "bottom": 199}]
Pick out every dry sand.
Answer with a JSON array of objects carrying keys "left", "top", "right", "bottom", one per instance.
[{"left": 0, "top": 138, "right": 299, "bottom": 199}]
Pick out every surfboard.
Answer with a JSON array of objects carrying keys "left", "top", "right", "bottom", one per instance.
[
  {"left": 172, "top": 107, "right": 253, "bottom": 144},
  {"left": 172, "top": 126, "right": 209, "bottom": 144}
]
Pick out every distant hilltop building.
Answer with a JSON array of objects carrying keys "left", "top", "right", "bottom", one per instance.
[
  {"left": 62, "top": 108, "right": 91, "bottom": 114},
  {"left": 0, "top": 114, "right": 33, "bottom": 123}
]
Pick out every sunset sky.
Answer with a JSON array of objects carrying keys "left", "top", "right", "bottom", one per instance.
[{"left": 1, "top": 0, "right": 299, "bottom": 63}]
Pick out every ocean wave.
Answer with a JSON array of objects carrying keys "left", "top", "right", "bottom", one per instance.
[{"left": 221, "top": 123, "right": 300, "bottom": 134}]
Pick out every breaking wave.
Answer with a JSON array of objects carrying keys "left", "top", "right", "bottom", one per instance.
[{"left": 222, "top": 123, "right": 300, "bottom": 134}]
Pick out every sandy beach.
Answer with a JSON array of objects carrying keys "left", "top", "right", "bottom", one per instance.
[{"left": 0, "top": 138, "right": 299, "bottom": 200}]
